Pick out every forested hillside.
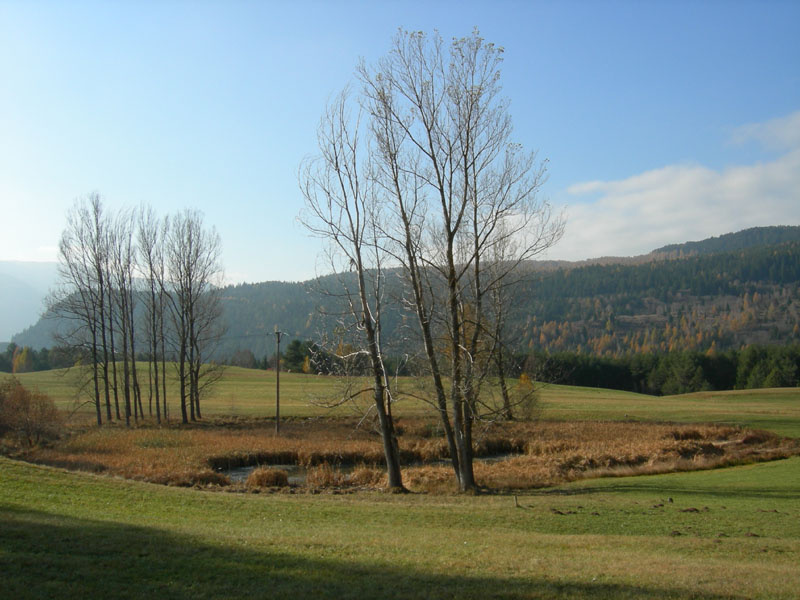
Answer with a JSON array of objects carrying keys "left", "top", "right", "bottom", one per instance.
[
  {"left": 12, "top": 227, "right": 800, "bottom": 360},
  {"left": 517, "top": 240, "right": 800, "bottom": 356}
]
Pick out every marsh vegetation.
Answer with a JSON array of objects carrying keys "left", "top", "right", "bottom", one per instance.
[{"left": 12, "top": 415, "right": 797, "bottom": 493}]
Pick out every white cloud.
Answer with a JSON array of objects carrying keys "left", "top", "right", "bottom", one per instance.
[
  {"left": 730, "top": 110, "right": 800, "bottom": 151},
  {"left": 551, "top": 119, "right": 800, "bottom": 261}
]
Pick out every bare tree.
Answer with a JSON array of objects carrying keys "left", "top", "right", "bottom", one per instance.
[
  {"left": 300, "top": 90, "right": 405, "bottom": 490},
  {"left": 357, "top": 29, "right": 564, "bottom": 491},
  {"left": 49, "top": 193, "right": 112, "bottom": 425},
  {"left": 137, "top": 205, "right": 166, "bottom": 424},
  {"left": 188, "top": 274, "right": 225, "bottom": 419},
  {"left": 164, "top": 209, "right": 224, "bottom": 423},
  {"left": 108, "top": 210, "right": 144, "bottom": 425},
  {"left": 481, "top": 223, "right": 544, "bottom": 421}
]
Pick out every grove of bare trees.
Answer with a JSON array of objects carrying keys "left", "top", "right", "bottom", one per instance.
[{"left": 49, "top": 193, "right": 225, "bottom": 425}]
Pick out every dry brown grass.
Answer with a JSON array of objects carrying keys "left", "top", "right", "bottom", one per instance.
[
  {"left": 19, "top": 417, "right": 800, "bottom": 492},
  {"left": 246, "top": 466, "right": 289, "bottom": 489},
  {"left": 305, "top": 463, "right": 346, "bottom": 487},
  {"left": 305, "top": 463, "right": 388, "bottom": 489},
  {"left": 346, "top": 465, "right": 386, "bottom": 487},
  {"left": 399, "top": 421, "right": 800, "bottom": 492}
]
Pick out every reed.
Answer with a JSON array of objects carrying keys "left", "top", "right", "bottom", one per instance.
[
  {"left": 20, "top": 417, "right": 799, "bottom": 491},
  {"left": 246, "top": 466, "right": 289, "bottom": 489}
]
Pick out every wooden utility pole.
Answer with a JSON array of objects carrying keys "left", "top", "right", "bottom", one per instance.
[{"left": 274, "top": 326, "right": 284, "bottom": 435}]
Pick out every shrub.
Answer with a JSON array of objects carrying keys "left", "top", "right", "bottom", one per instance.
[
  {"left": 246, "top": 467, "right": 289, "bottom": 488},
  {"left": 514, "top": 373, "right": 540, "bottom": 421},
  {"left": 0, "top": 378, "right": 63, "bottom": 447}
]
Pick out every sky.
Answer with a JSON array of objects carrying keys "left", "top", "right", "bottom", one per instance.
[{"left": 1, "top": 0, "right": 799, "bottom": 283}]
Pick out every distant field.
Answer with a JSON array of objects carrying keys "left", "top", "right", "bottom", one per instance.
[
  {"left": 537, "top": 383, "right": 800, "bottom": 438},
  {"left": 4, "top": 366, "right": 799, "bottom": 437}
]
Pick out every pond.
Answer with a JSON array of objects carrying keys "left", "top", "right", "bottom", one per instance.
[
  {"left": 222, "top": 453, "right": 520, "bottom": 486},
  {"left": 224, "top": 463, "right": 360, "bottom": 486}
]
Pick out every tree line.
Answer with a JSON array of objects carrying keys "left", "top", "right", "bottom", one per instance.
[
  {"left": 48, "top": 194, "right": 224, "bottom": 426},
  {"left": 12, "top": 335, "right": 800, "bottom": 400},
  {"left": 530, "top": 241, "right": 800, "bottom": 309},
  {"left": 233, "top": 336, "right": 800, "bottom": 397},
  {"left": 519, "top": 241, "right": 800, "bottom": 328},
  {"left": 528, "top": 344, "right": 800, "bottom": 396},
  {"left": 0, "top": 343, "right": 81, "bottom": 373}
]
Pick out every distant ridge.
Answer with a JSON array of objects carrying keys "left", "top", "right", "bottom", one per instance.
[
  {"left": 651, "top": 225, "right": 800, "bottom": 257},
  {"left": 524, "top": 225, "right": 800, "bottom": 271}
]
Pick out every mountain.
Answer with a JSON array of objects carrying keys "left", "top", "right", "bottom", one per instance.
[
  {"left": 0, "top": 261, "right": 58, "bottom": 342},
  {"left": 11, "top": 227, "right": 800, "bottom": 358},
  {"left": 650, "top": 225, "right": 800, "bottom": 258},
  {"left": 522, "top": 225, "right": 800, "bottom": 270}
]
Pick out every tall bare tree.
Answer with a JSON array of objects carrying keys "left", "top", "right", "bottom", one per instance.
[
  {"left": 137, "top": 205, "right": 166, "bottom": 424},
  {"left": 300, "top": 90, "right": 405, "bottom": 490},
  {"left": 49, "top": 193, "right": 112, "bottom": 425},
  {"left": 357, "top": 29, "right": 564, "bottom": 491},
  {"left": 164, "top": 209, "right": 224, "bottom": 423},
  {"left": 108, "top": 210, "right": 141, "bottom": 425}
]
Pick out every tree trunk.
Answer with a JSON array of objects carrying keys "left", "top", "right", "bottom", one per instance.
[
  {"left": 160, "top": 296, "right": 168, "bottom": 421},
  {"left": 129, "top": 293, "right": 143, "bottom": 420},
  {"left": 108, "top": 300, "right": 121, "bottom": 421},
  {"left": 496, "top": 348, "right": 513, "bottom": 420},
  {"left": 97, "top": 277, "right": 112, "bottom": 422},
  {"left": 151, "top": 290, "right": 161, "bottom": 424},
  {"left": 397, "top": 211, "right": 461, "bottom": 480},
  {"left": 355, "top": 248, "right": 404, "bottom": 490},
  {"left": 178, "top": 305, "right": 189, "bottom": 424},
  {"left": 91, "top": 332, "right": 102, "bottom": 427}
]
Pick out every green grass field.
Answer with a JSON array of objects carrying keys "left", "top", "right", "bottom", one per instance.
[
  {"left": 536, "top": 384, "right": 800, "bottom": 438},
  {"left": 5, "top": 366, "right": 800, "bottom": 436},
  {"left": 2, "top": 453, "right": 798, "bottom": 598},
  {"left": 2, "top": 367, "right": 799, "bottom": 598}
]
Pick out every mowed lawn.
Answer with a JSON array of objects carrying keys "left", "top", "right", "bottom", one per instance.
[
  {"left": 2, "top": 453, "right": 799, "bottom": 599},
  {"left": 6, "top": 366, "right": 800, "bottom": 437}
]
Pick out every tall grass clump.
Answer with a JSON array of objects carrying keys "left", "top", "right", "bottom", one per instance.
[
  {"left": 306, "top": 463, "right": 345, "bottom": 488},
  {"left": 246, "top": 467, "right": 289, "bottom": 489}
]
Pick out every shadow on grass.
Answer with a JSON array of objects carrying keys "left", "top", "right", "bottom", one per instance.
[{"left": 1, "top": 503, "right": 743, "bottom": 600}]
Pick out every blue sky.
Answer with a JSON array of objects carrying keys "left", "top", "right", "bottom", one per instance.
[{"left": 1, "top": 0, "right": 798, "bottom": 283}]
